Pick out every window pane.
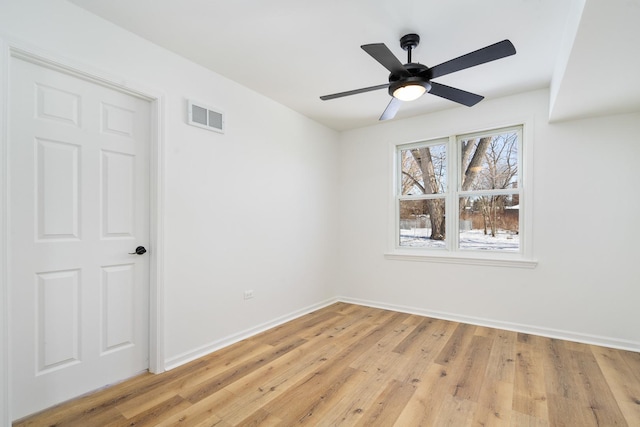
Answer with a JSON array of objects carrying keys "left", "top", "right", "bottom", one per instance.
[
  {"left": 399, "top": 199, "right": 446, "bottom": 248},
  {"left": 459, "top": 131, "right": 518, "bottom": 191},
  {"left": 459, "top": 195, "right": 519, "bottom": 251},
  {"left": 400, "top": 144, "right": 446, "bottom": 195}
]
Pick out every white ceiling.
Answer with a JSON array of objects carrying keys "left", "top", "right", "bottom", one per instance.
[{"left": 67, "top": 0, "right": 640, "bottom": 131}]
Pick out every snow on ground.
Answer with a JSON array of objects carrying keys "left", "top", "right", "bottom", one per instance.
[{"left": 400, "top": 228, "right": 519, "bottom": 251}]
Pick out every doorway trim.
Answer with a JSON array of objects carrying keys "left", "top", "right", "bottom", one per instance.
[{"left": 0, "top": 39, "right": 166, "bottom": 424}]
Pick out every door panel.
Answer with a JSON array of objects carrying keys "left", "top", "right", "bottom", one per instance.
[
  {"left": 102, "top": 150, "right": 135, "bottom": 237},
  {"left": 101, "top": 264, "right": 136, "bottom": 353},
  {"left": 36, "top": 269, "right": 81, "bottom": 373},
  {"left": 10, "top": 56, "right": 151, "bottom": 420},
  {"left": 37, "top": 138, "right": 80, "bottom": 240}
]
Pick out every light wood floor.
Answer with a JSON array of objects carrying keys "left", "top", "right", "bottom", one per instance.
[{"left": 14, "top": 302, "right": 640, "bottom": 426}]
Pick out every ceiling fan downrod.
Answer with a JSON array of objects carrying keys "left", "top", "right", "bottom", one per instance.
[{"left": 400, "top": 33, "right": 420, "bottom": 64}]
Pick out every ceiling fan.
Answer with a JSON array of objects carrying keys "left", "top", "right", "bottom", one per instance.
[{"left": 320, "top": 34, "right": 516, "bottom": 121}]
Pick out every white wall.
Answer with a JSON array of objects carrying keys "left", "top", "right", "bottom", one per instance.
[
  {"left": 337, "top": 89, "right": 640, "bottom": 350},
  {"left": 0, "top": 0, "right": 339, "bottom": 370}
]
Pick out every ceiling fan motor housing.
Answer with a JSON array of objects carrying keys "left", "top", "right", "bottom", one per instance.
[{"left": 388, "top": 62, "right": 432, "bottom": 98}]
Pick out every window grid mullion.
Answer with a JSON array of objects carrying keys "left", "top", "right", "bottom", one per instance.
[
  {"left": 398, "top": 194, "right": 446, "bottom": 201},
  {"left": 459, "top": 189, "right": 520, "bottom": 198},
  {"left": 448, "top": 135, "right": 457, "bottom": 252}
]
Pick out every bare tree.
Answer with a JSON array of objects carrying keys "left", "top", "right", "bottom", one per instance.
[
  {"left": 461, "top": 137, "right": 491, "bottom": 191},
  {"left": 408, "top": 147, "right": 446, "bottom": 240},
  {"left": 459, "top": 137, "right": 492, "bottom": 225},
  {"left": 401, "top": 150, "right": 423, "bottom": 195}
]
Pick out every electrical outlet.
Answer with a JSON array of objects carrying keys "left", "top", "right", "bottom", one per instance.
[{"left": 243, "top": 290, "right": 254, "bottom": 300}]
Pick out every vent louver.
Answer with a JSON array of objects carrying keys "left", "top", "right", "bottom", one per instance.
[{"left": 188, "top": 100, "right": 224, "bottom": 133}]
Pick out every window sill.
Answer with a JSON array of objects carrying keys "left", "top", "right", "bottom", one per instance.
[{"left": 384, "top": 251, "right": 538, "bottom": 269}]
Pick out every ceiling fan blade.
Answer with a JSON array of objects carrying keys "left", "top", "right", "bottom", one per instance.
[
  {"left": 428, "top": 82, "right": 484, "bottom": 107},
  {"left": 429, "top": 40, "right": 516, "bottom": 79},
  {"left": 361, "top": 43, "right": 411, "bottom": 77},
  {"left": 320, "top": 83, "right": 389, "bottom": 101},
  {"left": 379, "top": 97, "right": 402, "bottom": 121}
]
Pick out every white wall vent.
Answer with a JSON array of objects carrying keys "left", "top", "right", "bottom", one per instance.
[{"left": 187, "top": 100, "right": 225, "bottom": 134}]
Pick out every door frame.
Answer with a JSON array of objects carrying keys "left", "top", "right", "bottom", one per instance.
[{"left": 0, "top": 39, "right": 166, "bottom": 424}]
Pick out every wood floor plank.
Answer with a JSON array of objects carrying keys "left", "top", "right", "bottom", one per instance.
[
  {"left": 546, "top": 393, "right": 598, "bottom": 427},
  {"left": 180, "top": 337, "right": 307, "bottom": 404},
  {"left": 13, "top": 303, "right": 640, "bottom": 427},
  {"left": 394, "top": 361, "right": 456, "bottom": 426},
  {"left": 448, "top": 334, "right": 494, "bottom": 402},
  {"left": 253, "top": 306, "right": 342, "bottom": 346},
  {"left": 112, "top": 394, "right": 192, "bottom": 427},
  {"left": 155, "top": 388, "right": 237, "bottom": 427},
  {"left": 168, "top": 342, "right": 275, "bottom": 397},
  {"left": 432, "top": 394, "right": 477, "bottom": 426},
  {"left": 193, "top": 416, "right": 233, "bottom": 427},
  {"left": 572, "top": 348, "right": 628, "bottom": 426},
  {"left": 292, "top": 369, "right": 386, "bottom": 425},
  {"left": 543, "top": 338, "right": 583, "bottom": 400},
  {"left": 619, "top": 348, "right": 640, "bottom": 381},
  {"left": 472, "top": 331, "right": 517, "bottom": 426},
  {"left": 509, "top": 411, "right": 549, "bottom": 427},
  {"left": 392, "top": 317, "right": 438, "bottom": 354},
  {"left": 18, "top": 407, "right": 127, "bottom": 427},
  {"left": 486, "top": 329, "right": 517, "bottom": 384},
  {"left": 434, "top": 322, "right": 477, "bottom": 366},
  {"left": 393, "top": 318, "right": 458, "bottom": 385},
  {"left": 352, "top": 379, "right": 417, "bottom": 426},
  {"left": 214, "top": 344, "right": 341, "bottom": 424},
  {"left": 591, "top": 346, "right": 640, "bottom": 425},
  {"left": 472, "top": 379, "right": 513, "bottom": 426},
  {"left": 316, "top": 370, "right": 394, "bottom": 426},
  {"left": 116, "top": 387, "right": 179, "bottom": 419},
  {"left": 233, "top": 408, "right": 282, "bottom": 427},
  {"left": 222, "top": 340, "right": 338, "bottom": 397},
  {"left": 262, "top": 364, "right": 361, "bottom": 425},
  {"left": 512, "top": 333, "right": 549, "bottom": 419},
  {"left": 543, "top": 338, "right": 604, "bottom": 426},
  {"left": 347, "top": 322, "right": 407, "bottom": 373}
]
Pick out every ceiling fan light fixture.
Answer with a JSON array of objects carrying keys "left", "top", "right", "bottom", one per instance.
[
  {"left": 389, "top": 79, "right": 431, "bottom": 102},
  {"left": 393, "top": 83, "right": 426, "bottom": 101}
]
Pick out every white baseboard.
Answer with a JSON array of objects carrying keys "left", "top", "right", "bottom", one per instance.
[
  {"left": 337, "top": 296, "right": 640, "bottom": 353},
  {"left": 164, "top": 295, "right": 639, "bottom": 371},
  {"left": 164, "top": 297, "right": 339, "bottom": 371}
]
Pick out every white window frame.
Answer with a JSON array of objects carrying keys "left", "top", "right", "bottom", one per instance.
[{"left": 386, "top": 124, "right": 536, "bottom": 268}]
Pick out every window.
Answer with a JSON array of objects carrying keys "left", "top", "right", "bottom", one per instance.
[{"left": 393, "top": 125, "right": 531, "bottom": 264}]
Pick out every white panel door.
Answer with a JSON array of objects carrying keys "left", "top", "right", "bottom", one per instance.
[{"left": 9, "top": 56, "right": 151, "bottom": 420}]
